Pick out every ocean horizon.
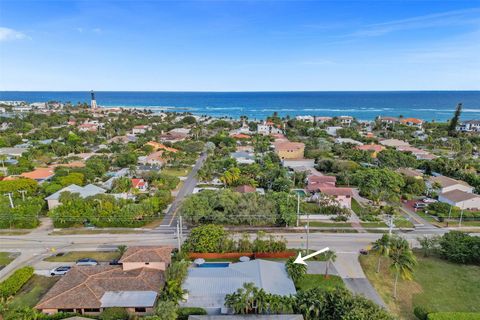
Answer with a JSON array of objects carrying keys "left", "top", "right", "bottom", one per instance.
[{"left": 1, "top": 91, "right": 480, "bottom": 122}]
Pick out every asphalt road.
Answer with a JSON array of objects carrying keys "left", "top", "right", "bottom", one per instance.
[{"left": 159, "top": 152, "right": 207, "bottom": 227}]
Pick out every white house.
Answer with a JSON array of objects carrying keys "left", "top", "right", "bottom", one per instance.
[
  {"left": 132, "top": 125, "right": 152, "bottom": 135},
  {"left": 457, "top": 120, "right": 480, "bottom": 132},
  {"left": 428, "top": 175, "right": 474, "bottom": 194},
  {"left": 338, "top": 116, "right": 353, "bottom": 126},
  {"left": 257, "top": 121, "right": 283, "bottom": 135},
  {"left": 438, "top": 190, "right": 480, "bottom": 210}
]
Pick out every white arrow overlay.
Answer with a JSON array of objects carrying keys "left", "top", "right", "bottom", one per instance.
[{"left": 294, "top": 247, "right": 330, "bottom": 265}]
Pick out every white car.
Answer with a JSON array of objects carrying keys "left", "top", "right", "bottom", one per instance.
[
  {"left": 422, "top": 198, "right": 437, "bottom": 203},
  {"left": 50, "top": 266, "right": 71, "bottom": 276}
]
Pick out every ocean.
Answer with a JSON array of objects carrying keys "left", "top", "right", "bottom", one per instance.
[{"left": 1, "top": 91, "right": 480, "bottom": 122}]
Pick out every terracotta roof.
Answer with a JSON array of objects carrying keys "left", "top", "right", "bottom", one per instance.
[
  {"left": 319, "top": 187, "right": 353, "bottom": 197},
  {"left": 235, "top": 185, "right": 256, "bottom": 193},
  {"left": 119, "top": 246, "right": 173, "bottom": 264},
  {"left": 355, "top": 144, "right": 385, "bottom": 152},
  {"left": 36, "top": 266, "right": 164, "bottom": 310},
  {"left": 308, "top": 175, "right": 336, "bottom": 184},
  {"left": 146, "top": 141, "right": 178, "bottom": 153},
  {"left": 146, "top": 150, "right": 166, "bottom": 164},
  {"left": 20, "top": 167, "right": 54, "bottom": 180},
  {"left": 131, "top": 178, "right": 146, "bottom": 188},
  {"left": 273, "top": 141, "right": 305, "bottom": 151},
  {"left": 401, "top": 118, "right": 423, "bottom": 124},
  {"left": 231, "top": 133, "right": 251, "bottom": 139}
]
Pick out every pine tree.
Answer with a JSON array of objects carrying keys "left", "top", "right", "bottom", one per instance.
[{"left": 448, "top": 103, "right": 462, "bottom": 136}]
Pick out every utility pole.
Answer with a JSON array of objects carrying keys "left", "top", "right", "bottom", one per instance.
[
  {"left": 179, "top": 215, "right": 184, "bottom": 245},
  {"left": 176, "top": 220, "right": 181, "bottom": 252},
  {"left": 306, "top": 209, "right": 310, "bottom": 253},
  {"left": 459, "top": 203, "right": 465, "bottom": 227},
  {"left": 19, "top": 190, "right": 27, "bottom": 201},
  {"left": 296, "top": 193, "right": 300, "bottom": 227},
  {"left": 446, "top": 205, "right": 452, "bottom": 227},
  {"left": 388, "top": 215, "right": 394, "bottom": 235},
  {"left": 5, "top": 193, "right": 14, "bottom": 208}
]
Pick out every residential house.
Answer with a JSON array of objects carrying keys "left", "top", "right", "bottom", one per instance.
[
  {"left": 396, "top": 168, "right": 423, "bottom": 179},
  {"left": 377, "top": 116, "right": 399, "bottom": 125},
  {"left": 379, "top": 139, "right": 410, "bottom": 148},
  {"left": 36, "top": 246, "right": 172, "bottom": 317},
  {"left": 400, "top": 117, "right": 423, "bottom": 128},
  {"left": 355, "top": 144, "right": 385, "bottom": 158},
  {"left": 230, "top": 151, "right": 255, "bottom": 164},
  {"left": 338, "top": 116, "right": 353, "bottom": 126},
  {"left": 306, "top": 175, "right": 336, "bottom": 193},
  {"left": 428, "top": 175, "right": 474, "bottom": 194},
  {"left": 119, "top": 246, "right": 173, "bottom": 271},
  {"left": 45, "top": 184, "right": 106, "bottom": 210},
  {"left": 146, "top": 141, "right": 179, "bottom": 153},
  {"left": 295, "top": 115, "right": 314, "bottom": 122},
  {"left": 318, "top": 187, "right": 353, "bottom": 208},
  {"left": 326, "top": 126, "right": 342, "bottom": 136},
  {"left": 457, "top": 120, "right": 480, "bottom": 132},
  {"left": 438, "top": 190, "right": 480, "bottom": 210},
  {"left": 257, "top": 121, "right": 283, "bottom": 136},
  {"left": 159, "top": 128, "right": 190, "bottom": 142},
  {"left": 0, "top": 147, "right": 28, "bottom": 157},
  {"left": 315, "top": 116, "right": 332, "bottom": 123},
  {"left": 230, "top": 133, "right": 251, "bottom": 140},
  {"left": 20, "top": 167, "right": 55, "bottom": 183},
  {"left": 132, "top": 125, "right": 152, "bottom": 135},
  {"left": 335, "top": 138, "right": 363, "bottom": 146},
  {"left": 139, "top": 150, "right": 166, "bottom": 167},
  {"left": 181, "top": 260, "right": 296, "bottom": 314},
  {"left": 131, "top": 178, "right": 148, "bottom": 192},
  {"left": 273, "top": 140, "right": 305, "bottom": 160}
]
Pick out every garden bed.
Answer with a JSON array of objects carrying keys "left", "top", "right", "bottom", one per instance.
[{"left": 188, "top": 251, "right": 297, "bottom": 260}]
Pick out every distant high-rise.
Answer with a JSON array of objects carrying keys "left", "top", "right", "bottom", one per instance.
[{"left": 90, "top": 90, "right": 97, "bottom": 109}]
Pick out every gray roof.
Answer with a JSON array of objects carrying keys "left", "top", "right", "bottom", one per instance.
[
  {"left": 100, "top": 290, "right": 157, "bottom": 308},
  {"left": 230, "top": 151, "right": 255, "bottom": 160},
  {"left": 45, "top": 184, "right": 106, "bottom": 201},
  {"left": 0, "top": 147, "right": 28, "bottom": 157},
  {"left": 189, "top": 316, "right": 304, "bottom": 320},
  {"left": 182, "top": 260, "right": 296, "bottom": 311}
]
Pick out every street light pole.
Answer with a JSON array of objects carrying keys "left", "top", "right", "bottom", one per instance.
[
  {"left": 296, "top": 193, "right": 300, "bottom": 227},
  {"left": 459, "top": 203, "right": 465, "bottom": 227}
]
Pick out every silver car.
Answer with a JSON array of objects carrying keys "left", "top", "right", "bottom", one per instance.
[
  {"left": 50, "top": 266, "right": 71, "bottom": 276},
  {"left": 76, "top": 258, "right": 99, "bottom": 266}
]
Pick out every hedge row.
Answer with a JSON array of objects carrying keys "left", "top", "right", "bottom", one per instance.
[
  {"left": 427, "top": 312, "right": 480, "bottom": 320},
  {"left": 178, "top": 307, "right": 208, "bottom": 320},
  {"left": 0, "top": 266, "right": 34, "bottom": 298}
]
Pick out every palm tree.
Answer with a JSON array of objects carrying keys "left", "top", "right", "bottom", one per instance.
[
  {"left": 285, "top": 256, "right": 307, "bottom": 283},
  {"left": 389, "top": 236, "right": 417, "bottom": 299},
  {"left": 372, "top": 234, "right": 391, "bottom": 273},
  {"left": 324, "top": 250, "right": 337, "bottom": 278}
]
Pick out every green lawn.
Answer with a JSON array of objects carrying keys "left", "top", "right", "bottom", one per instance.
[
  {"left": 351, "top": 198, "right": 364, "bottom": 215},
  {"left": 11, "top": 275, "right": 58, "bottom": 308},
  {"left": 302, "top": 221, "right": 352, "bottom": 228},
  {"left": 45, "top": 250, "right": 121, "bottom": 262},
  {"left": 162, "top": 167, "right": 191, "bottom": 177},
  {"left": 395, "top": 217, "right": 414, "bottom": 228},
  {"left": 360, "top": 252, "right": 480, "bottom": 320},
  {"left": 0, "top": 252, "right": 16, "bottom": 268},
  {"left": 49, "top": 229, "right": 142, "bottom": 235},
  {"left": 295, "top": 274, "right": 345, "bottom": 291},
  {"left": 361, "top": 221, "right": 388, "bottom": 228}
]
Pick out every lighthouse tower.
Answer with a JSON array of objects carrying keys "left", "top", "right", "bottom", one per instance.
[{"left": 90, "top": 90, "right": 98, "bottom": 109}]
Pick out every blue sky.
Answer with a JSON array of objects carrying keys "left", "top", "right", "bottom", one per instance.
[{"left": 0, "top": 0, "right": 479, "bottom": 91}]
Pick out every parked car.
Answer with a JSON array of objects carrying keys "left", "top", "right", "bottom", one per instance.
[
  {"left": 50, "top": 266, "right": 71, "bottom": 276},
  {"left": 76, "top": 258, "right": 98, "bottom": 266},
  {"left": 414, "top": 202, "right": 428, "bottom": 209},
  {"left": 359, "top": 249, "right": 369, "bottom": 255},
  {"left": 422, "top": 198, "right": 437, "bottom": 203},
  {"left": 109, "top": 259, "right": 122, "bottom": 266}
]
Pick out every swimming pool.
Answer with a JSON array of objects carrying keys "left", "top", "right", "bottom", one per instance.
[{"left": 197, "top": 262, "right": 230, "bottom": 268}]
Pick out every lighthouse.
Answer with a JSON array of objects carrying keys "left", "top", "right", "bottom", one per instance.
[{"left": 90, "top": 90, "right": 98, "bottom": 109}]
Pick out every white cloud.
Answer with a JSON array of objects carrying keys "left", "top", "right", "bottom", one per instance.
[
  {"left": 0, "top": 27, "right": 27, "bottom": 42},
  {"left": 351, "top": 8, "right": 480, "bottom": 37}
]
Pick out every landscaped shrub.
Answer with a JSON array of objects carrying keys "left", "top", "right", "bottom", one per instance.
[
  {"left": 439, "top": 231, "right": 480, "bottom": 264},
  {"left": 427, "top": 312, "right": 480, "bottom": 320},
  {"left": 0, "top": 266, "right": 34, "bottom": 298},
  {"left": 177, "top": 307, "right": 207, "bottom": 320},
  {"left": 414, "top": 305, "right": 429, "bottom": 320},
  {"left": 99, "top": 307, "right": 128, "bottom": 320}
]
